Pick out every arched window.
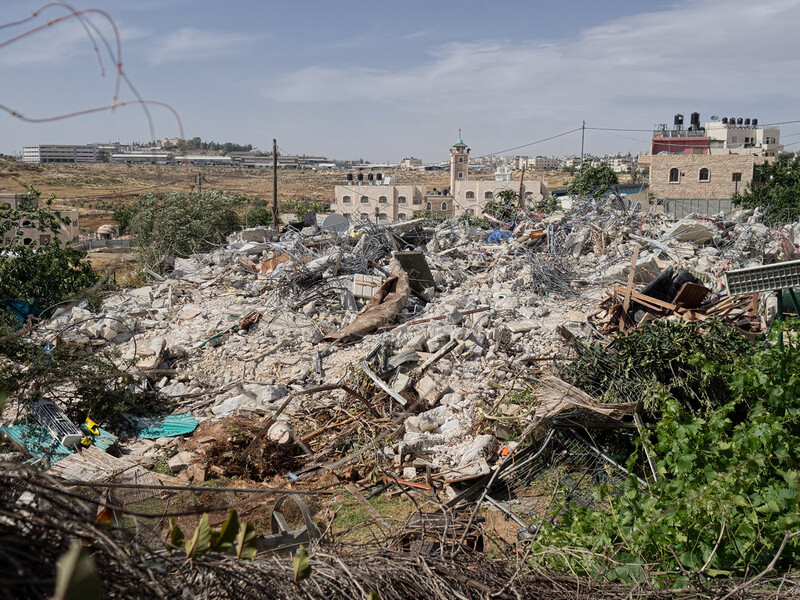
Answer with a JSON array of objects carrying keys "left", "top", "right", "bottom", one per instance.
[
  {"left": 441, "top": 201, "right": 448, "bottom": 211},
  {"left": 360, "top": 213, "right": 369, "bottom": 220},
  {"left": 413, "top": 197, "right": 422, "bottom": 205},
  {"left": 484, "top": 191, "right": 493, "bottom": 200},
  {"left": 342, "top": 195, "right": 352, "bottom": 204},
  {"left": 360, "top": 196, "right": 369, "bottom": 204},
  {"left": 669, "top": 168, "right": 679, "bottom": 183},
  {"left": 398, "top": 213, "right": 406, "bottom": 220},
  {"left": 426, "top": 202, "right": 432, "bottom": 211},
  {"left": 398, "top": 195, "right": 407, "bottom": 204},
  {"left": 699, "top": 168, "right": 709, "bottom": 182},
  {"left": 379, "top": 195, "right": 388, "bottom": 204},
  {"left": 466, "top": 208, "right": 474, "bottom": 216},
  {"left": 23, "top": 237, "right": 33, "bottom": 246},
  {"left": 466, "top": 191, "right": 475, "bottom": 199},
  {"left": 343, "top": 213, "right": 351, "bottom": 218},
  {"left": 378, "top": 212, "right": 387, "bottom": 220}
]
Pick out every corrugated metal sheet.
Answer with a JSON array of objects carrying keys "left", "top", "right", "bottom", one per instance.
[
  {"left": 1, "top": 424, "right": 73, "bottom": 462},
  {"left": 125, "top": 413, "right": 199, "bottom": 439}
]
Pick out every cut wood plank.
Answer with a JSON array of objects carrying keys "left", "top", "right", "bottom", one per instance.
[{"left": 620, "top": 245, "right": 641, "bottom": 332}]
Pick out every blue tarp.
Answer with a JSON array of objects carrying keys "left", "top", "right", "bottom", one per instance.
[
  {"left": 124, "top": 413, "right": 199, "bottom": 439},
  {"left": 2, "top": 299, "right": 40, "bottom": 324},
  {"left": 0, "top": 422, "right": 119, "bottom": 461},
  {"left": 488, "top": 229, "right": 512, "bottom": 244}
]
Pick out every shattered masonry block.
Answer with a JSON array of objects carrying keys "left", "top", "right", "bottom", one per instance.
[{"left": 352, "top": 274, "right": 384, "bottom": 299}]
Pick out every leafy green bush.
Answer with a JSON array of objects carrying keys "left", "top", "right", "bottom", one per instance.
[
  {"left": 128, "top": 191, "right": 242, "bottom": 267},
  {"left": 0, "top": 188, "right": 99, "bottom": 311},
  {"left": 562, "top": 320, "right": 753, "bottom": 415},
  {"left": 734, "top": 152, "right": 800, "bottom": 225},
  {"left": 538, "top": 321, "right": 800, "bottom": 583},
  {"left": 567, "top": 162, "right": 619, "bottom": 199}
]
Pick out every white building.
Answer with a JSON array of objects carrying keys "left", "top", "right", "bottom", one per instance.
[
  {"left": 705, "top": 119, "right": 782, "bottom": 156},
  {"left": 22, "top": 145, "right": 99, "bottom": 164},
  {"left": 332, "top": 135, "right": 549, "bottom": 222}
]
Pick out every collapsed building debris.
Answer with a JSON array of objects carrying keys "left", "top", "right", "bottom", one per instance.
[{"left": 5, "top": 194, "right": 800, "bottom": 594}]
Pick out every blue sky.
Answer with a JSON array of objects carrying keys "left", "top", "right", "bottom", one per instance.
[{"left": 2, "top": 0, "right": 800, "bottom": 162}]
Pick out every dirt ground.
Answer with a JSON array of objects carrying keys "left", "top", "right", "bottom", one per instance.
[{"left": 0, "top": 159, "right": 592, "bottom": 236}]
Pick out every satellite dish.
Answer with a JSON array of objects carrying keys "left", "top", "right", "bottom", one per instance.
[
  {"left": 321, "top": 213, "right": 349, "bottom": 234},
  {"left": 710, "top": 115, "right": 720, "bottom": 121}
]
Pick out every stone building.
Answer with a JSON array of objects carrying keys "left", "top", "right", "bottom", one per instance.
[
  {"left": 1, "top": 193, "right": 80, "bottom": 246},
  {"left": 648, "top": 154, "right": 767, "bottom": 200},
  {"left": 333, "top": 135, "right": 549, "bottom": 222}
]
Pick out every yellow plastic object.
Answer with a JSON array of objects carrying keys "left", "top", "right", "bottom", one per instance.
[
  {"left": 80, "top": 436, "right": 93, "bottom": 447},
  {"left": 83, "top": 418, "right": 100, "bottom": 435}
]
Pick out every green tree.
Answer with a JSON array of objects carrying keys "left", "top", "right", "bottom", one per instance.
[
  {"left": 128, "top": 191, "right": 242, "bottom": 267},
  {"left": 112, "top": 206, "right": 132, "bottom": 235},
  {"left": 483, "top": 189, "right": 519, "bottom": 222},
  {"left": 733, "top": 152, "right": 800, "bottom": 224},
  {"left": 0, "top": 188, "right": 99, "bottom": 312},
  {"left": 245, "top": 205, "right": 273, "bottom": 226},
  {"left": 567, "top": 162, "right": 619, "bottom": 198}
]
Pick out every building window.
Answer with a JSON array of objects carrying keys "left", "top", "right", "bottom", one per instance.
[
  {"left": 360, "top": 196, "right": 369, "bottom": 204},
  {"left": 484, "top": 191, "right": 493, "bottom": 200},
  {"left": 378, "top": 213, "right": 387, "bottom": 220},
  {"left": 458, "top": 173, "right": 463, "bottom": 179},
  {"left": 699, "top": 168, "right": 709, "bottom": 182},
  {"left": 732, "top": 172, "right": 742, "bottom": 182},
  {"left": 466, "top": 208, "right": 474, "bottom": 216},
  {"left": 426, "top": 202, "right": 432, "bottom": 211},
  {"left": 458, "top": 157, "right": 464, "bottom": 163},
  {"left": 441, "top": 202, "right": 448, "bottom": 211},
  {"left": 413, "top": 197, "right": 422, "bottom": 205},
  {"left": 669, "top": 168, "right": 679, "bottom": 183},
  {"left": 343, "top": 213, "right": 351, "bottom": 218},
  {"left": 360, "top": 213, "right": 369, "bottom": 220},
  {"left": 379, "top": 195, "right": 387, "bottom": 204},
  {"left": 342, "top": 195, "right": 351, "bottom": 204},
  {"left": 398, "top": 195, "right": 407, "bottom": 204},
  {"left": 398, "top": 213, "right": 406, "bottom": 220},
  {"left": 466, "top": 191, "right": 475, "bottom": 199}
]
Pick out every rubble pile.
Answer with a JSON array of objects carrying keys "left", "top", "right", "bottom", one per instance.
[{"left": 5, "top": 203, "right": 799, "bottom": 477}]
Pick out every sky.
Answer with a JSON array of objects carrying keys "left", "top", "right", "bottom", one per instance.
[{"left": 2, "top": 0, "right": 800, "bottom": 163}]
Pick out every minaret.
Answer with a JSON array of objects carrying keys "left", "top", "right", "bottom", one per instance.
[{"left": 450, "top": 129, "right": 469, "bottom": 193}]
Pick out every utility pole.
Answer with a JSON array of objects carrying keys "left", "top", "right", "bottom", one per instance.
[
  {"left": 195, "top": 172, "right": 202, "bottom": 193},
  {"left": 518, "top": 164, "right": 526, "bottom": 208},
  {"left": 580, "top": 120, "right": 586, "bottom": 167},
  {"left": 272, "top": 138, "right": 278, "bottom": 230}
]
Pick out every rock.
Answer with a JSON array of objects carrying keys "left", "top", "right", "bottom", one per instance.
[
  {"left": 167, "top": 451, "right": 194, "bottom": 473},
  {"left": 506, "top": 320, "right": 539, "bottom": 333},
  {"left": 402, "top": 431, "right": 447, "bottom": 452},
  {"left": 403, "top": 467, "right": 418, "bottom": 479},
  {"left": 459, "top": 434, "right": 497, "bottom": 468}
]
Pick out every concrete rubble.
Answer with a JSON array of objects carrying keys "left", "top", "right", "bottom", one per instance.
[{"left": 4, "top": 199, "right": 798, "bottom": 493}]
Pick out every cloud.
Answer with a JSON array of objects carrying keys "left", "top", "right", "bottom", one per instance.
[
  {"left": 260, "top": 0, "right": 800, "bottom": 123},
  {"left": 149, "top": 27, "right": 260, "bottom": 65}
]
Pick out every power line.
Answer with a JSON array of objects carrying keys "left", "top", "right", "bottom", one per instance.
[{"left": 476, "top": 127, "right": 583, "bottom": 158}]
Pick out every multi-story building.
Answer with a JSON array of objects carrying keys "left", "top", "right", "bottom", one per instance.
[
  {"left": 1, "top": 193, "right": 80, "bottom": 246},
  {"left": 332, "top": 135, "right": 549, "bottom": 222},
  {"left": 22, "top": 145, "right": 99, "bottom": 163},
  {"left": 399, "top": 157, "right": 422, "bottom": 170},
  {"left": 648, "top": 154, "right": 767, "bottom": 200},
  {"left": 651, "top": 113, "right": 782, "bottom": 157}
]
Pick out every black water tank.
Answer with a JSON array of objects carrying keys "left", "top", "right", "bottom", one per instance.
[
  {"left": 744, "top": 118, "right": 751, "bottom": 126},
  {"left": 690, "top": 112, "right": 700, "bottom": 127},
  {"left": 753, "top": 118, "right": 758, "bottom": 126},
  {"left": 729, "top": 117, "right": 736, "bottom": 124},
  {"left": 367, "top": 173, "right": 374, "bottom": 181},
  {"left": 357, "top": 172, "right": 364, "bottom": 181},
  {"left": 674, "top": 114, "right": 684, "bottom": 126},
  {"left": 721, "top": 117, "right": 728, "bottom": 124},
  {"left": 737, "top": 118, "right": 743, "bottom": 125},
  {"left": 376, "top": 172, "right": 383, "bottom": 181},
  {"left": 346, "top": 172, "right": 353, "bottom": 181}
]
